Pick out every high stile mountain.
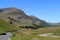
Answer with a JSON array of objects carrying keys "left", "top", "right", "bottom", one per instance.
[{"left": 0, "top": 7, "right": 48, "bottom": 29}]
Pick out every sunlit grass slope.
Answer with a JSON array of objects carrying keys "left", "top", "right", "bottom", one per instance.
[
  {"left": 11, "top": 26, "right": 60, "bottom": 40},
  {"left": 0, "top": 19, "right": 18, "bottom": 33}
]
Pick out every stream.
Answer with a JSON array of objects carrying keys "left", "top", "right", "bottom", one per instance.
[{"left": 0, "top": 32, "right": 12, "bottom": 40}]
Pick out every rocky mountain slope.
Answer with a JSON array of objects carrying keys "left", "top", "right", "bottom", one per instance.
[{"left": 0, "top": 7, "right": 48, "bottom": 28}]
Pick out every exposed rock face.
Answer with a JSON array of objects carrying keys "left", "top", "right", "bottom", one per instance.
[{"left": 0, "top": 7, "right": 48, "bottom": 28}]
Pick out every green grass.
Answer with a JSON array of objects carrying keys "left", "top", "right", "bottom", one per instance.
[
  {"left": 0, "top": 19, "right": 18, "bottom": 33},
  {"left": 32, "top": 26, "right": 60, "bottom": 34},
  {"left": 11, "top": 33, "right": 60, "bottom": 40},
  {"left": 0, "top": 19, "right": 60, "bottom": 40},
  {"left": 11, "top": 26, "right": 60, "bottom": 40},
  {"left": 38, "top": 36, "right": 60, "bottom": 40}
]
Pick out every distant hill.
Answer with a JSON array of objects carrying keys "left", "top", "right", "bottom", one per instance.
[
  {"left": 49, "top": 22, "right": 60, "bottom": 26},
  {"left": 0, "top": 7, "right": 49, "bottom": 29}
]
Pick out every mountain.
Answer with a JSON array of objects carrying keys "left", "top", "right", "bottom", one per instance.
[
  {"left": 49, "top": 22, "right": 60, "bottom": 26},
  {"left": 29, "top": 16, "right": 49, "bottom": 26},
  {"left": 0, "top": 7, "right": 49, "bottom": 28}
]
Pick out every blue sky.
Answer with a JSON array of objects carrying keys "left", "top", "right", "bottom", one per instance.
[{"left": 0, "top": 0, "right": 60, "bottom": 23}]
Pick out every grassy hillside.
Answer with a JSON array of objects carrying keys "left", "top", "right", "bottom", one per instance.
[
  {"left": 11, "top": 26, "right": 60, "bottom": 40},
  {"left": 0, "top": 19, "right": 18, "bottom": 33}
]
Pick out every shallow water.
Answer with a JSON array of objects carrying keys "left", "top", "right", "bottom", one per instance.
[{"left": 0, "top": 32, "right": 12, "bottom": 40}]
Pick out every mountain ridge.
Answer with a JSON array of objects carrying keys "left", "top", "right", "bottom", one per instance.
[{"left": 0, "top": 7, "right": 49, "bottom": 28}]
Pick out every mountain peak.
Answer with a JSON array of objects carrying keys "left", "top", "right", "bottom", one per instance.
[{"left": 0, "top": 7, "right": 26, "bottom": 16}]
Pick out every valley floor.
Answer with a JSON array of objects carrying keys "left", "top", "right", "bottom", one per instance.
[{"left": 11, "top": 26, "right": 60, "bottom": 40}]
